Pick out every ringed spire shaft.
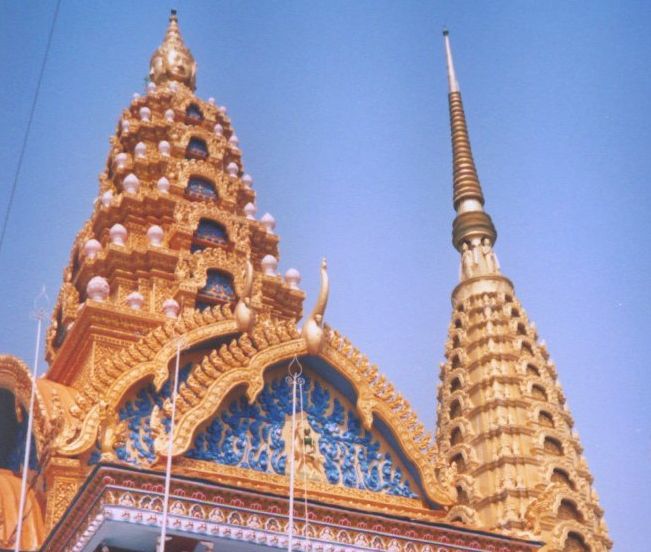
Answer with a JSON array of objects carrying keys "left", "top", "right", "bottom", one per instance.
[{"left": 443, "top": 30, "right": 497, "bottom": 251}]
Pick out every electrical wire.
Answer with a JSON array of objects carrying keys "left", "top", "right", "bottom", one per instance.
[{"left": 0, "top": 0, "right": 62, "bottom": 256}]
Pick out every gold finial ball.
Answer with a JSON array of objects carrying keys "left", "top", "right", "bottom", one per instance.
[{"left": 149, "top": 11, "right": 197, "bottom": 90}]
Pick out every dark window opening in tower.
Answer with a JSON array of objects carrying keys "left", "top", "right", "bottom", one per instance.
[
  {"left": 526, "top": 363, "right": 540, "bottom": 377},
  {"left": 451, "top": 355, "right": 461, "bottom": 369},
  {"left": 532, "top": 384, "right": 547, "bottom": 401},
  {"left": 539, "top": 410, "right": 555, "bottom": 428},
  {"left": 456, "top": 485, "right": 469, "bottom": 505},
  {"left": 186, "top": 137, "right": 208, "bottom": 160},
  {"left": 186, "top": 176, "right": 217, "bottom": 201},
  {"left": 449, "top": 400, "right": 462, "bottom": 419},
  {"left": 450, "top": 452, "right": 466, "bottom": 473},
  {"left": 511, "top": 308, "right": 520, "bottom": 318},
  {"left": 452, "top": 335, "right": 461, "bottom": 348},
  {"left": 558, "top": 499, "right": 584, "bottom": 523},
  {"left": 563, "top": 531, "right": 590, "bottom": 552},
  {"left": 454, "top": 318, "right": 462, "bottom": 328},
  {"left": 450, "top": 377, "right": 462, "bottom": 392},
  {"left": 196, "top": 270, "right": 236, "bottom": 310},
  {"left": 185, "top": 103, "right": 203, "bottom": 123},
  {"left": 521, "top": 341, "right": 534, "bottom": 356},
  {"left": 192, "top": 219, "right": 228, "bottom": 252},
  {"left": 551, "top": 468, "right": 575, "bottom": 490},
  {"left": 544, "top": 436, "right": 563, "bottom": 456},
  {"left": 517, "top": 323, "right": 527, "bottom": 336},
  {"left": 450, "top": 426, "right": 463, "bottom": 446}
]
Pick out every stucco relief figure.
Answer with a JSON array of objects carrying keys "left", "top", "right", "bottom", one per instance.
[
  {"left": 480, "top": 238, "right": 500, "bottom": 274},
  {"left": 283, "top": 418, "right": 325, "bottom": 482},
  {"left": 460, "top": 242, "right": 475, "bottom": 280}
]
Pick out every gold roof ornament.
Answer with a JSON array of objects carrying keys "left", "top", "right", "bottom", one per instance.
[
  {"left": 443, "top": 29, "right": 497, "bottom": 251},
  {"left": 302, "top": 258, "right": 329, "bottom": 354},
  {"left": 149, "top": 10, "right": 197, "bottom": 91}
]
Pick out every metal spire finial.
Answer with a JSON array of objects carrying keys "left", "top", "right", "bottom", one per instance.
[
  {"left": 443, "top": 30, "right": 497, "bottom": 251},
  {"left": 443, "top": 29, "right": 459, "bottom": 93}
]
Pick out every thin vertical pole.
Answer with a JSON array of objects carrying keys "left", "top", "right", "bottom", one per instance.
[
  {"left": 159, "top": 338, "right": 183, "bottom": 552},
  {"left": 299, "top": 382, "right": 310, "bottom": 548},
  {"left": 15, "top": 290, "right": 47, "bottom": 552},
  {"left": 287, "top": 374, "right": 298, "bottom": 552}
]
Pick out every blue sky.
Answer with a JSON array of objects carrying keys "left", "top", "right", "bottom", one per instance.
[{"left": 1, "top": 1, "right": 649, "bottom": 549}]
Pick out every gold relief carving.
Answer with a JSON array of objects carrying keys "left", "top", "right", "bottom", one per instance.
[
  {"left": 171, "top": 457, "right": 441, "bottom": 523},
  {"left": 176, "top": 159, "right": 236, "bottom": 205},
  {"left": 46, "top": 478, "right": 79, "bottom": 530},
  {"left": 59, "top": 308, "right": 237, "bottom": 456}
]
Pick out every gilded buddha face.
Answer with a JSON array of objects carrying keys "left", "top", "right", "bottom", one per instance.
[
  {"left": 149, "top": 15, "right": 197, "bottom": 89},
  {"left": 150, "top": 48, "right": 196, "bottom": 88}
]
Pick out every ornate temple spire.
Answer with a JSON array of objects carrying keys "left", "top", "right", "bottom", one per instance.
[
  {"left": 149, "top": 9, "right": 197, "bottom": 90},
  {"left": 435, "top": 30, "right": 612, "bottom": 552},
  {"left": 443, "top": 30, "right": 497, "bottom": 253}
]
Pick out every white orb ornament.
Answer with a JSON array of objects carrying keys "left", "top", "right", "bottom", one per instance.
[
  {"left": 147, "top": 82, "right": 156, "bottom": 93},
  {"left": 134, "top": 142, "right": 146, "bottom": 159},
  {"left": 261, "top": 255, "right": 278, "bottom": 276},
  {"left": 285, "top": 268, "right": 301, "bottom": 290},
  {"left": 132, "top": 93, "right": 141, "bottom": 100},
  {"left": 164, "top": 109, "right": 175, "bottom": 122},
  {"left": 213, "top": 123, "right": 223, "bottom": 136},
  {"left": 226, "top": 162, "right": 239, "bottom": 178},
  {"left": 109, "top": 224, "right": 128, "bottom": 246},
  {"left": 87, "top": 276, "right": 110, "bottom": 302},
  {"left": 244, "top": 202, "right": 257, "bottom": 220},
  {"left": 126, "top": 291, "right": 144, "bottom": 310},
  {"left": 241, "top": 173, "right": 253, "bottom": 189},
  {"left": 162, "top": 298, "right": 180, "bottom": 318},
  {"left": 139, "top": 106, "right": 151, "bottom": 121},
  {"left": 147, "top": 225, "right": 164, "bottom": 247},
  {"left": 208, "top": 97, "right": 216, "bottom": 105},
  {"left": 122, "top": 173, "right": 139, "bottom": 194},
  {"left": 260, "top": 213, "right": 276, "bottom": 234},
  {"left": 228, "top": 134, "right": 240, "bottom": 148},
  {"left": 115, "top": 152, "right": 128, "bottom": 170},
  {"left": 101, "top": 190, "right": 113, "bottom": 207},
  {"left": 158, "top": 140, "right": 171, "bottom": 157},
  {"left": 157, "top": 176, "right": 170, "bottom": 194},
  {"left": 169, "top": 82, "right": 179, "bottom": 92},
  {"left": 83, "top": 239, "right": 101, "bottom": 260},
  {"left": 219, "top": 105, "right": 227, "bottom": 115},
  {"left": 120, "top": 119, "right": 130, "bottom": 133}
]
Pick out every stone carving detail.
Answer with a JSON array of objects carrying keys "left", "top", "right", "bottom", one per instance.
[{"left": 459, "top": 239, "right": 500, "bottom": 281}]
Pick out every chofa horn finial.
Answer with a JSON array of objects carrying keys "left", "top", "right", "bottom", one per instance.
[{"left": 302, "top": 258, "right": 329, "bottom": 354}]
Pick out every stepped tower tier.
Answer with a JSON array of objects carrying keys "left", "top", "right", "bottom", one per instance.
[{"left": 435, "top": 31, "right": 611, "bottom": 552}]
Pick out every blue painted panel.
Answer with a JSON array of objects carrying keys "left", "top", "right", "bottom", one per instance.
[
  {"left": 199, "top": 271, "right": 235, "bottom": 304},
  {"left": 186, "top": 373, "right": 418, "bottom": 498},
  {"left": 186, "top": 177, "right": 217, "bottom": 200}
]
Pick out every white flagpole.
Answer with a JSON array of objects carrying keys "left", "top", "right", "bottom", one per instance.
[
  {"left": 15, "top": 287, "right": 48, "bottom": 552},
  {"left": 159, "top": 336, "right": 184, "bottom": 552},
  {"left": 287, "top": 373, "right": 297, "bottom": 552}
]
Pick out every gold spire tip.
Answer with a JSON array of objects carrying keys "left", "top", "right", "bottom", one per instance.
[{"left": 149, "top": 9, "right": 197, "bottom": 90}]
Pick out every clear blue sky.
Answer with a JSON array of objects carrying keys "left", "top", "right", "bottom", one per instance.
[{"left": 1, "top": 1, "right": 649, "bottom": 549}]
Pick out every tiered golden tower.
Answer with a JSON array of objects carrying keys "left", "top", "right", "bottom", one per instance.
[{"left": 435, "top": 31, "right": 611, "bottom": 551}]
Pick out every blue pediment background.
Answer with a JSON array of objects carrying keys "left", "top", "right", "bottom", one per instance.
[{"left": 107, "top": 355, "right": 426, "bottom": 501}]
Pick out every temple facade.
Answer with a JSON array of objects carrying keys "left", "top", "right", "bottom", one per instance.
[{"left": 0, "top": 13, "right": 610, "bottom": 552}]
